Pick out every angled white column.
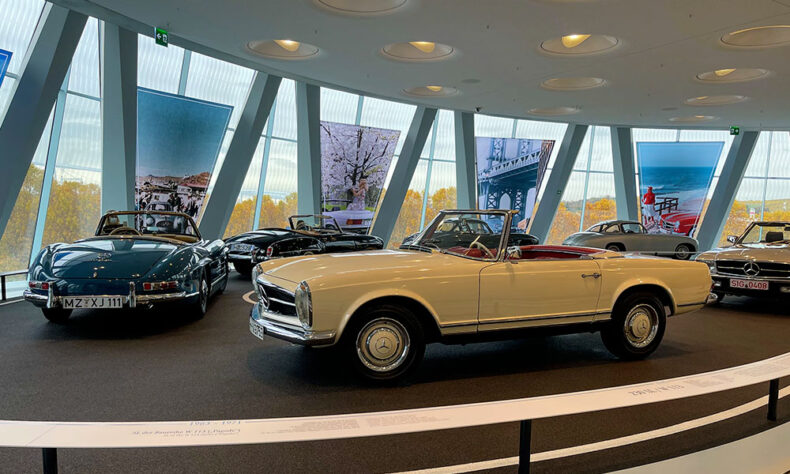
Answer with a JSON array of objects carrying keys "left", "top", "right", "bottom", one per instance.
[
  {"left": 370, "top": 106, "right": 437, "bottom": 245},
  {"left": 454, "top": 111, "right": 477, "bottom": 209},
  {"left": 198, "top": 72, "right": 282, "bottom": 240},
  {"left": 528, "top": 124, "right": 589, "bottom": 243},
  {"left": 611, "top": 126, "right": 639, "bottom": 221},
  {"left": 0, "top": 4, "right": 87, "bottom": 240},
  {"left": 101, "top": 22, "right": 137, "bottom": 213},
  {"left": 296, "top": 82, "right": 322, "bottom": 216},
  {"left": 696, "top": 130, "right": 759, "bottom": 251}
]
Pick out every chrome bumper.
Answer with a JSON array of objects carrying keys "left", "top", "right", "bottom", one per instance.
[
  {"left": 706, "top": 292, "right": 719, "bottom": 304},
  {"left": 249, "top": 303, "right": 336, "bottom": 346},
  {"left": 23, "top": 282, "right": 193, "bottom": 309}
]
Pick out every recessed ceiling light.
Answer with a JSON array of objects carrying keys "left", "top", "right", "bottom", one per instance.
[
  {"left": 409, "top": 41, "right": 435, "bottom": 53},
  {"left": 382, "top": 42, "right": 455, "bottom": 62},
  {"left": 685, "top": 95, "right": 748, "bottom": 106},
  {"left": 696, "top": 68, "right": 769, "bottom": 83},
  {"left": 561, "top": 34, "right": 591, "bottom": 48},
  {"left": 402, "top": 86, "right": 459, "bottom": 98},
  {"left": 247, "top": 40, "right": 320, "bottom": 60},
  {"left": 669, "top": 115, "right": 718, "bottom": 123},
  {"left": 721, "top": 25, "right": 790, "bottom": 47},
  {"left": 527, "top": 106, "right": 580, "bottom": 116},
  {"left": 315, "top": 0, "right": 407, "bottom": 14},
  {"left": 541, "top": 77, "right": 606, "bottom": 91},
  {"left": 274, "top": 39, "right": 300, "bottom": 52},
  {"left": 540, "top": 34, "right": 618, "bottom": 55}
]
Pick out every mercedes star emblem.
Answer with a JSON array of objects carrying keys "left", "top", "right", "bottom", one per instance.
[
  {"left": 377, "top": 339, "right": 390, "bottom": 350},
  {"left": 743, "top": 261, "right": 761, "bottom": 277}
]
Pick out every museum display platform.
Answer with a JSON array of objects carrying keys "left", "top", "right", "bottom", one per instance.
[{"left": 0, "top": 274, "right": 787, "bottom": 473}]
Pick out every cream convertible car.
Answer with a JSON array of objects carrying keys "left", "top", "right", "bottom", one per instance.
[{"left": 249, "top": 210, "right": 713, "bottom": 381}]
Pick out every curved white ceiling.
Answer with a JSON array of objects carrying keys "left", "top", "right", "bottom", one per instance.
[{"left": 56, "top": 0, "right": 790, "bottom": 129}]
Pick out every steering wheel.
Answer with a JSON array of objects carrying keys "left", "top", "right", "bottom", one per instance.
[
  {"left": 469, "top": 236, "right": 495, "bottom": 259},
  {"left": 110, "top": 226, "right": 141, "bottom": 236}
]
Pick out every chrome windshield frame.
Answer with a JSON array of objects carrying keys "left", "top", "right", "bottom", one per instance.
[{"left": 415, "top": 209, "right": 514, "bottom": 262}]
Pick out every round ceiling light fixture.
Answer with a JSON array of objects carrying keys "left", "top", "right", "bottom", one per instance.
[
  {"left": 721, "top": 25, "right": 790, "bottom": 47},
  {"left": 540, "top": 34, "right": 618, "bottom": 55},
  {"left": 684, "top": 95, "right": 748, "bottom": 106},
  {"left": 696, "top": 68, "right": 770, "bottom": 83},
  {"left": 382, "top": 41, "right": 455, "bottom": 62},
  {"left": 247, "top": 39, "right": 319, "bottom": 60},
  {"left": 668, "top": 115, "right": 718, "bottom": 123},
  {"left": 527, "top": 106, "right": 581, "bottom": 116},
  {"left": 402, "top": 86, "right": 459, "bottom": 98},
  {"left": 314, "top": 0, "right": 407, "bottom": 14},
  {"left": 541, "top": 77, "right": 606, "bottom": 91}
]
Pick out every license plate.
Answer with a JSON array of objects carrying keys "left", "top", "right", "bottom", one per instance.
[
  {"left": 730, "top": 279, "right": 769, "bottom": 290},
  {"left": 62, "top": 296, "right": 126, "bottom": 309},
  {"left": 249, "top": 319, "right": 265, "bottom": 340},
  {"left": 232, "top": 243, "right": 254, "bottom": 252}
]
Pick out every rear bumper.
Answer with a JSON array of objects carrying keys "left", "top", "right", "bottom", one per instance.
[
  {"left": 249, "top": 303, "right": 336, "bottom": 346},
  {"left": 23, "top": 285, "right": 194, "bottom": 309}
]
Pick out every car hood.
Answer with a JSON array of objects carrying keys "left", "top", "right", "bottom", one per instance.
[
  {"left": 49, "top": 237, "right": 179, "bottom": 279},
  {"left": 700, "top": 244, "right": 790, "bottom": 262},
  {"left": 258, "top": 249, "right": 467, "bottom": 284},
  {"left": 661, "top": 212, "right": 698, "bottom": 223}
]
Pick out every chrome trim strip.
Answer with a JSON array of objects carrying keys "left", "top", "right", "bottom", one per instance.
[
  {"left": 137, "top": 292, "right": 189, "bottom": 303},
  {"left": 250, "top": 305, "right": 335, "bottom": 346},
  {"left": 211, "top": 272, "right": 226, "bottom": 287},
  {"left": 478, "top": 311, "right": 607, "bottom": 326},
  {"left": 269, "top": 297, "right": 295, "bottom": 307},
  {"left": 678, "top": 301, "right": 707, "bottom": 307}
]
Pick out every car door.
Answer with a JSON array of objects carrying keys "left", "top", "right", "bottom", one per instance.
[{"left": 478, "top": 257, "right": 603, "bottom": 331}]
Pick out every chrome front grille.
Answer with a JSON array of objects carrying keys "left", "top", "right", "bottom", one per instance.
[
  {"left": 715, "top": 260, "right": 790, "bottom": 279},
  {"left": 660, "top": 220, "right": 675, "bottom": 231},
  {"left": 256, "top": 279, "right": 296, "bottom": 316}
]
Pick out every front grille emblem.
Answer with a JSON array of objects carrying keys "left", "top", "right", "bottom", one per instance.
[
  {"left": 744, "top": 261, "right": 761, "bottom": 276},
  {"left": 258, "top": 284, "right": 270, "bottom": 310},
  {"left": 94, "top": 252, "right": 112, "bottom": 262}
]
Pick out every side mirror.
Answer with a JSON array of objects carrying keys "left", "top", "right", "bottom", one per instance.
[
  {"left": 506, "top": 246, "right": 521, "bottom": 262},
  {"left": 727, "top": 235, "right": 738, "bottom": 244}
]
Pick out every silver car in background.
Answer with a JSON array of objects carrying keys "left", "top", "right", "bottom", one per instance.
[{"left": 563, "top": 220, "right": 698, "bottom": 260}]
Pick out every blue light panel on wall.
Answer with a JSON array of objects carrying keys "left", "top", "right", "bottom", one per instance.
[{"left": 0, "top": 49, "right": 12, "bottom": 88}]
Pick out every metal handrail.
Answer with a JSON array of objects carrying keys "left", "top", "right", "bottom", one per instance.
[{"left": 0, "top": 269, "right": 26, "bottom": 302}]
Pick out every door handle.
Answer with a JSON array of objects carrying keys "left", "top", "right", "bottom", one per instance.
[{"left": 581, "top": 273, "right": 601, "bottom": 279}]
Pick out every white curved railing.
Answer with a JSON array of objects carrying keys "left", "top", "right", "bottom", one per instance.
[{"left": 1, "top": 352, "right": 787, "bottom": 473}]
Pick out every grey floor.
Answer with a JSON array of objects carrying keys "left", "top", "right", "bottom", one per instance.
[{"left": 0, "top": 275, "right": 788, "bottom": 473}]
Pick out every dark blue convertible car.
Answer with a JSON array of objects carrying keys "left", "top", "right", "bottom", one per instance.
[{"left": 24, "top": 211, "right": 228, "bottom": 323}]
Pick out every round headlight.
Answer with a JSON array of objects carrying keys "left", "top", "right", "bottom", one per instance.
[{"left": 295, "top": 281, "right": 312, "bottom": 330}]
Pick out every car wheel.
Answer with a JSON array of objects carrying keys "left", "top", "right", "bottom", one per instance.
[
  {"left": 674, "top": 244, "right": 692, "bottom": 260},
  {"left": 601, "top": 292, "right": 666, "bottom": 360},
  {"left": 190, "top": 272, "right": 209, "bottom": 319},
  {"left": 42, "top": 307, "right": 72, "bottom": 324},
  {"left": 606, "top": 244, "right": 623, "bottom": 252},
  {"left": 233, "top": 261, "right": 252, "bottom": 278},
  {"left": 345, "top": 304, "right": 425, "bottom": 382}
]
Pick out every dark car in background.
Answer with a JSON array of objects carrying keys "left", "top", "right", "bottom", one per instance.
[
  {"left": 401, "top": 214, "right": 540, "bottom": 248},
  {"left": 224, "top": 215, "right": 384, "bottom": 277}
]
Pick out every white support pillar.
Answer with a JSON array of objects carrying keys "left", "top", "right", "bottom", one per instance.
[
  {"left": 296, "top": 82, "right": 322, "bottom": 216},
  {"left": 696, "top": 130, "right": 759, "bottom": 251},
  {"left": 528, "top": 124, "right": 589, "bottom": 243},
  {"left": 454, "top": 111, "right": 476, "bottom": 209},
  {"left": 101, "top": 22, "right": 137, "bottom": 213},
  {"left": 0, "top": 4, "right": 87, "bottom": 240},
  {"left": 198, "top": 72, "right": 282, "bottom": 240},
  {"left": 611, "top": 127, "right": 639, "bottom": 221},
  {"left": 370, "top": 106, "right": 437, "bottom": 245}
]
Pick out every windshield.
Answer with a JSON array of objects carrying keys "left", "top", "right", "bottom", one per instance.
[
  {"left": 288, "top": 215, "right": 342, "bottom": 234},
  {"left": 740, "top": 223, "right": 790, "bottom": 244},
  {"left": 97, "top": 212, "right": 199, "bottom": 238},
  {"left": 409, "top": 212, "right": 506, "bottom": 260}
]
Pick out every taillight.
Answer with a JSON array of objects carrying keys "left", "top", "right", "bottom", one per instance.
[
  {"left": 266, "top": 246, "right": 273, "bottom": 258},
  {"left": 28, "top": 281, "right": 49, "bottom": 290},
  {"left": 347, "top": 219, "right": 363, "bottom": 225},
  {"left": 142, "top": 281, "right": 178, "bottom": 291}
]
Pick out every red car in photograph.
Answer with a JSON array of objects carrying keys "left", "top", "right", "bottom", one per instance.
[{"left": 659, "top": 211, "right": 700, "bottom": 236}]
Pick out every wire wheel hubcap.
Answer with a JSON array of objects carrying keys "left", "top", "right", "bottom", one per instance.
[
  {"left": 356, "top": 317, "right": 410, "bottom": 373},
  {"left": 624, "top": 304, "right": 658, "bottom": 348}
]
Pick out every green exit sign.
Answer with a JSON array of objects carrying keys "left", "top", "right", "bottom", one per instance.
[
  {"left": 730, "top": 126, "right": 740, "bottom": 136},
  {"left": 155, "top": 27, "right": 168, "bottom": 47}
]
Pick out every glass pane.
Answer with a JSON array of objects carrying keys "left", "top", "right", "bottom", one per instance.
[
  {"left": 573, "top": 128, "right": 593, "bottom": 171},
  {"left": 388, "top": 160, "right": 428, "bottom": 248},
  {"left": 40, "top": 94, "right": 102, "bottom": 248},
  {"left": 0, "top": 0, "right": 45, "bottom": 75},
  {"left": 359, "top": 97, "right": 416, "bottom": 155},
  {"left": 743, "top": 131, "right": 770, "bottom": 177},
  {"left": 582, "top": 173, "right": 617, "bottom": 229},
  {"left": 271, "top": 79, "right": 297, "bottom": 140},
  {"left": 768, "top": 132, "right": 790, "bottom": 178},
  {"left": 67, "top": 18, "right": 100, "bottom": 98},
  {"left": 546, "top": 171, "right": 586, "bottom": 244},
  {"left": 320, "top": 87, "right": 358, "bottom": 124},
  {"left": 719, "top": 178, "right": 766, "bottom": 246},
  {"left": 423, "top": 161, "right": 457, "bottom": 226},
  {"left": 258, "top": 138, "right": 298, "bottom": 228},
  {"left": 223, "top": 138, "right": 265, "bottom": 238},
  {"left": 137, "top": 34, "right": 184, "bottom": 93},
  {"left": 184, "top": 52, "right": 254, "bottom": 129},
  {"left": 763, "top": 179, "right": 790, "bottom": 219},
  {"left": 432, "top": 110, "right": 455, "bottom": 161},
  {"left": 475, "top": 114, "right": 513, "bottom": 138},
  {"left": 589, "top": 126, "right": 613, "bottom": 172},
  {"left": 0, "top": 75, "right": 16, "bottom": 120}
]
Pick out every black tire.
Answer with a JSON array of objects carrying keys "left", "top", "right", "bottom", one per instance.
[
  {"left": 344, "top": 304, "right": 425, "bottom": 382},
  {"left": 674, "top": 244, "right": 693, "bottom": 260},
  {"left": 233, "top": 261, "right": 252, "bottom": 278},
  {"left": 606, "top": 243, "right": 624, "bottom": 252},
  {"left": 601, "top": 291, "right": 666, "bottom": 360},
  {"left": 190, "top": 271, "right": 209, "bottom": 319},
  {"left": 42, "top": 307, "right": 72, "bottom": 324}
]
